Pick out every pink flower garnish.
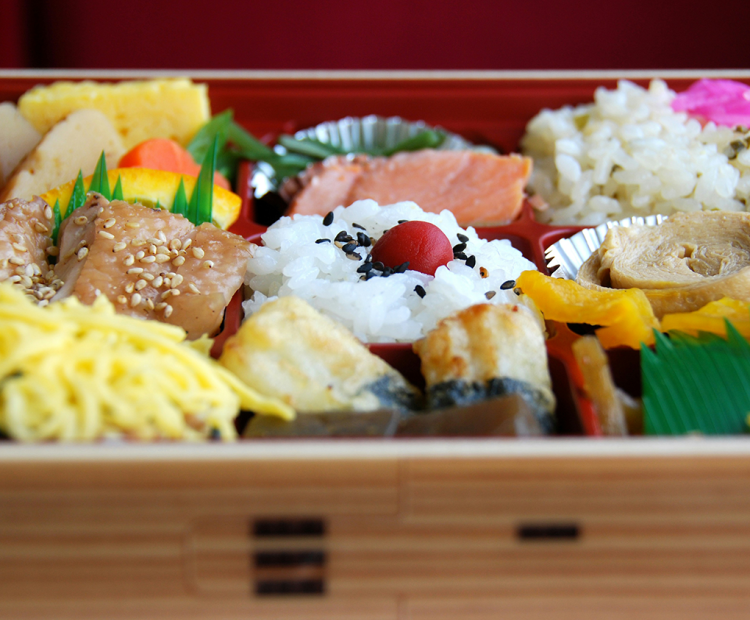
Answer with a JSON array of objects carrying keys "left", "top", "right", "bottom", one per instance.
[{"left": 671, "top": 79, "right": 750, "bottom": 128}]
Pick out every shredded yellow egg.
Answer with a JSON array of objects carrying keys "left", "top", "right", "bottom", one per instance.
[{"left": 0, "top": 283, "right": 294, "bottom": 442}]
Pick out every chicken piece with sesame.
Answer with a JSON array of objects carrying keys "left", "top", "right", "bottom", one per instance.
[
  {"left": 0, "top": 196, "right": 61, "bottom": 303},
  {"left": 53, "top": 193, "right": 252, "bottom": 339}
]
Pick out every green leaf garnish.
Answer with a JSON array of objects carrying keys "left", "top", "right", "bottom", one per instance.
[
  {"left": 88, "top": 151, "right": 110, "bottom": 199},
  {"left": 643, "top": 321, "right": 750, "bottom": 435},
  {"left": 65, "top": 170, "right": 86, "bottom": 218},
  {"left": 189, "top": 135, "right": 217, "bottom": 226},
  {"left": 172, "top": 178, "right": 189, "bottom": 218},
  {"left": 277, "top": 135, "right": 347, "bottom": 159},
  {"left": 155, "top": 199, "right": 162, "bottom": 210},
  {"left": 112, "top": 176, "right": 124, "bottom": 200},
  {"left": 187, "top": 109, "right": 233, "bottom": 164},
  {"left": 51, "top": 199, "right": 62, "bottom": 246},
  {"left": 381, "top": 129, "right": 446, "bottom": 156}
]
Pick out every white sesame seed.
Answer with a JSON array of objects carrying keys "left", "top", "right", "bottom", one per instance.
[
  {"left": 77, "top": 247, "right": 89, "bottom": 261},
  {"left": 191, "top": 247, "right": 204, "bottom": 259},
  {"left": 171, "top": 274, "right": 184, "bottom": 287},
  {"left": 182, "top": 238, "right": 192, "bottom": 250},
  {"left": 123, "top": 254, "right": 135, "bottom": 266},
  {"left": 135, "top": 251, "right": 145, "bottom": 260},
  {"left": 169, "top": 239, "right": 182, "bottom": 251},
  {"left": 161, "top": 289, "right": 172, "bottom": 299},
  {"left": 20, "top": 276, "right": 32, "bottom": 288},
  {"left": 132, "top": 238, "right": 147, "bottom": 246},
  {"left": 155, "top": 254, "right": 171, "bottom": 263},
  {"left": 113, "top": 242, "right": 127, "bottom": 252},
  {"left": 24, "top": 265, "right": 34, "bottom": 277},
  {"left": 140, "top": 255, "right": 156, "bottom": 264},
  {"left": 142, "top": 272, "right": 155, "bottom": 281},
  {"left": 170, "top": 289, "right": 181, "bottom": 296},
  {"left": 8, "top": 275, "right": 21, "bottom": 283},
  {"left": 202, "top": 260, "right": 214, "bottom": 269},
  {"left": 135, "top": 279, "right": 148, "bottom": 291},
  {"left": 164, "top": 304, "right": 173, "bottom": 318},
  {"left": 98, "top": 231, "right": 115, "bottom": 240},
  {"left": 126, "top": 222, "right": 140, "bottom": 229},
  {"left": 12, "top": 243, "right": 28, "bottom": 253},
  {"left": 131, "top": 293, "right": 142, "bottom": 307},
  {"left": 155, "top": 302, "right": 168, "bottom": 311},
  {"left": 34, "top": 222, "right": 49, "bottom": 234},
  {"left": 127, "top": 267, "right": 144, "bottom": 275},
  {"left": 77, "top": 240, "right": 88, "bottom": 249},
  {"left": 74, "top": 216, "right": 88, "bottom": 226},
  {"left": 172, "top": 255, "right": 186, "bottom": 267},
  {"left": 46, "top": 246, "right": 59, "bottom": 257},
  {"left": 153, "top": 276, "right": 164, "bottom": 288},
  {"left": 147, "top": 237, "right": 163, "bottom": 246},
  {"left": 44, "top": 205, "right": 53, "bottom": 220},
  {"left": 116, "top": 295, "right": 128, "bottom": 305},
  {"left": 103, "top": 218, "right": 117, "bottom": 229},
  {"left": 188, "top": 283, "right": 200, "bottom": 294},
  {"left": 38, "top": 299, "right": 49, "bottom": 308},
  {"left": 125, "top": 282, "right": 135, "bottom": 294},
  {"left": 148, "top": 244, "right": 157, "bottom": 255},
  {"left": 156, "top": 246, "right": 170, "bottom": 255},
  {"left": 8, "top": 257, "right": 24, "bottom": 266},
  {"left": 97, "top": 207, "right": 104, "bottom": 215},
  {"left": 157, "top": 230, "right": 167, "bottom": 243}
]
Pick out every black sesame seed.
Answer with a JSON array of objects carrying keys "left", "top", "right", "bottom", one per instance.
[
  {"left": 485, "top": 291, "right": 497, "bottom": 300},
  {"left": 372, "top": 261, "right": 385, "bottom": 271},
  {"left": 398, "top": 219, "right": 409, "bottom": 224},
  {"left": 335, "top": 230, "right": 351, "bottom": 242},
  {"left": 500, "top": 279, "right": 516, "bottom": 290},
  {"left": 395, "top": 261, "right": 409, "bottom": 273},
  {"left": 365, "top": 253, "right": 373, "bottom": 263},
  {"left": 315, "top": 238, "right": 331, "bottom": 244},
  {"left": 346, "top": 252, "right": 362, "bottom": 261},
  {"left": 365, "top": 270, "right": 378, "bottom": 280},
  {"left": 323, "top": 211, "right": 334, "bottom": 226},
  {"left": 454, "top": 251, "right": 467, "bottom": 261},
  {"left": 457, "top": 233, "right": 469, "bottom": 243},
  {"left": 465, "top": 255, "right": 476, "bottom": 268},
  {"left": 357, "top": 232, "right": 371, "bottom": 247},
  {"left": 342, "top": 242, "right": 358, "bottom": 254},
  {"left": 382, "top": 266, "right": 393, "bottom": 277},
  {"left": 513, "top": 287, "right": 522, "bottom": 296},
  {"left": 453, "top": 242, "right": 467, "bottom": 254},
  {"left": 209, "top": 428, "right": 221, "bottom": 440},
  {"left": 357, "top": 262, "right": 373, "bottom": 273},
  {"left": 352, "top": 223, "right": 367, "bottom": 230},
  {"left": 415, "top": 285, "right": 426, "bottom": 298}
]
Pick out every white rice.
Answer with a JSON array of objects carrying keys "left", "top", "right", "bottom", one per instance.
[
  {"left": 521, "top": 79, "right": 750, "bottom": 226},
  {"left": 243, "top": 200, "right": 537, "bottom": 343}
]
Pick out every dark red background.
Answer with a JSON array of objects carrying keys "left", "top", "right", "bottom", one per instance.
[{"left": 2, "top": 0, "right": 750, "bottom": 70}]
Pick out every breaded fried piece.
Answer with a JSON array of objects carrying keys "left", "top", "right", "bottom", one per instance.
[
  {"left": 413, "top": 303, "right": 555, "bottom": 428},
  {"left": 53, "top": 194, "right": 251, "bottom": 338},
  {"left": 220, "top": 296, "right": 421, "bottom": 413}
]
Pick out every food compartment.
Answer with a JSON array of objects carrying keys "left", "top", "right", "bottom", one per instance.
[{"left": 235, "top": 161, "right": 596, "bottom": 437}]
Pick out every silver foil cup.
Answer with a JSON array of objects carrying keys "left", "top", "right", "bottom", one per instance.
[{"left": 545, "top": 214, "right": 668, "bottom": 280}]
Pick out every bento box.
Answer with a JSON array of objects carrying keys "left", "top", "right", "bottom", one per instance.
[{"left": 2, "top": 70, "right": 750, "bottom": 620}]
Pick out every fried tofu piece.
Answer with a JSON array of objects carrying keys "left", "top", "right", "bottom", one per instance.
[
  {"left": 0, "top": 103, "right": 41, "bottom": 191},
  {"left": 220, "top": 296, "right": 421, "bottom": 413},
  {"left": 53, "top": 194, "right": 251, "bottom": 338},
  {"left": 0, "top": 109, "right": 124, "bottom": 202},
  {"left": 413, "top": 303, "right": 555, "bottom": 429}
]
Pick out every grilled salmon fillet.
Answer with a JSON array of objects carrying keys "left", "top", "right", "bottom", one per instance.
[
  {"left": 413, "top": 302, "right": 555, "bottom": 430},
  {"left": 286, "top": 150, "right": 532, "bottom": 226},
  {"left": 53, "top": 194, "right": 251, "bottom": 338},
  {"left": 0, "top": 197, "right": 60, "bottom": 302}
]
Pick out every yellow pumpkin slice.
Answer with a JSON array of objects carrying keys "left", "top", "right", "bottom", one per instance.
[
  {"left": 39, "top": 167, "right": 241, "bottom": 230},
  {"left": 515, "top": 270, "right": 660, "bottom": 349},
  {"left": 661, "top": 297, "right": 750, "bottom": 338}
]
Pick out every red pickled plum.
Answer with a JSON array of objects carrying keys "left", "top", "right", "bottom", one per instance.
[{"left": 371, "top": 221, "right": 453, "bottom": 276}]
